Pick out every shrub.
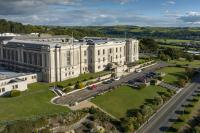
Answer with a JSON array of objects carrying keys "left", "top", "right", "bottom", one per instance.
[
  {"left": 138, "top": 84, "right": 146, "bottom": 89},
  {"left": 10, "top": 90, "right": 21, "bottom": 97},
  {"left": 74, "top": 82, "right": 85, "bottom": 89},
  {"left": 57, "top": 84, "right": 64, "bottom": 89},
  {"left": 150, "top": 80, "right": 157, "bottom": 85},
  {"left": 157, "top": 76, "right": 163, "bottom": 81},
  {"left": 175, "top": 64, "right": 182, "bottom": 67},
  {"left": 90, "top": 76, "right": 94, "bottom": 79},
  {"left": 68, "top": 83, "right": 72, "bottom": 86},
  {"left": 178, "top": 79, "right": 186, "bottom": 87},
  {"left": 63, "top": 87, "right": 72, "bottom": 93},
  {"left": 83, "top": 78, "right": 87, "bottom": 82}
]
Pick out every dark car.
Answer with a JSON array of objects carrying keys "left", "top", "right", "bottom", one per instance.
[{"left": 128, "top": 80, "right": 135, "bottom": 84}]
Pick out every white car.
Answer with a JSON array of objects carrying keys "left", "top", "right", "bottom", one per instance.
[
  {"left": 113, "top": 77, "right": 120, "bottom": 81},
  {"left": 135, "top": 69, "right": 142, "bottom": 73}
]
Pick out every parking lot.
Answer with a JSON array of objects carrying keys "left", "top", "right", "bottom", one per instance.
[{"left": 53, "top": 62, "right": 169, "bottom": 106}]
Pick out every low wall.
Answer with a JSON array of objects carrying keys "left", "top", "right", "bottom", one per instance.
[{"left": 128, "top": 60, "right": 156, "bottom": 72}]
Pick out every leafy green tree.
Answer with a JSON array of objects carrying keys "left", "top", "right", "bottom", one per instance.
[{"left": 140, "top": 38, "right": 158, "bottom": 53}]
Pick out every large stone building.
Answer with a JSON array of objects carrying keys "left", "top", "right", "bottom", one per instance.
[{"left": 0, "top": 35, "right": 139, "bottom": 83}]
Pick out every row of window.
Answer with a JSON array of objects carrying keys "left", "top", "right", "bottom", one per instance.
[
  {"left": 65, "top": 71, "right": 74, "bottom": 77},
  {"left": 65, "top": 67, "right": 74, "bottom": 71},
  {"left": 97, "top": 47, "right": 124, "bottom": 55},
  {"left": 12, "top": 84, "right": 18, "bottom": 89},
  {"left": 97, "top": 55, "right": 123, "bottom": 63}
]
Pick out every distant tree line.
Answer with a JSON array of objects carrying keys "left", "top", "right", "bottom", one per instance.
[{"left": 2, "top": 19, "right": 200, "bottom": 40}]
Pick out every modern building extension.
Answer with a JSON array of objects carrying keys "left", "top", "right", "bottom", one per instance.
[{"left": 0, "top": 34, "right": 139, "bottom": 83}]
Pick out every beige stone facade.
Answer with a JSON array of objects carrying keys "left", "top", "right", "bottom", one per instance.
[{"left": 0, "top": 36, "right": 139, "bottom": 83}]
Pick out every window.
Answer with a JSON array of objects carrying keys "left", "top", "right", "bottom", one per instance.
[
  {"left": 98, "top": 50, "right": 100, "bottom": 55},
  {"left": 15, "top": 85, "right": 18, "bottom": 89},
  {"left": 65, "top": 73, "right": 68, "bottom": 76},
  {"left": 103, "top": 49, "right": 105, "bottom": 55},
  {"left": 84, "top": 59, "right": 87, "bottom": 63},
  {"left": 2, "top": 88, "right": 5, "bottom": 92},
  {"left": 109, "top": 48, "right": 112, "bottom": 53},
  {"left": 116, "top": 48, "right": 118, "bottom": 52},
  {"left": 116, "top": 55, "right": 118, "bottom": 59},
  {"left": 66, "top": 51, "right": 71, "bottom": 65},
  {"left": 103, "top": 57, "right": 105, "bottom": 62},
  {"left": 98, "top": 58, "right": 101, "bottom": 63},
  {"left": 120, "top": 55, "right": 122, "bottom": 58},
  {"left": 120, "top": 47, "right": 122, "bottom": 52},
  {"left": 84, "top": 50, "right": 87, "bottom": 56},
  {"left": 98, "top": 66, "right": 101, "bottom": 69}
]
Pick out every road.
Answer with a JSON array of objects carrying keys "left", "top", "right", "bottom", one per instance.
[
  {"left": 53, "top": 61, "right": 168, "bottom": 105},
  {"left": 137, "top": 73, "right": 200, "bottom": 133}
]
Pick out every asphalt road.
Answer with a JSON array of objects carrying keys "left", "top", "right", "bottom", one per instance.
[
  {"left": 136, "top": 73, "right": 200, "bottom": 133},
  {"left": 53, "top": 61, "right": 168, "bottom": 105}
]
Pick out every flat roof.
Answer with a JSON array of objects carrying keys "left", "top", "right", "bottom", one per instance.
[{"left": 0, "top": 66, "right": 34, "bottom": 81}]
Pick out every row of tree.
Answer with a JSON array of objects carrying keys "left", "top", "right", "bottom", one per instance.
[
  {"left": 2, "top": 19, "right": 200, "bottom": 40},
  {"left": 120, "top": 89, "right": 175, "bottom": 132}
]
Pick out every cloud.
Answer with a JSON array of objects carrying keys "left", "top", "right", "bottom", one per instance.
[
  {"left": 179, "top": 11, "right": 200, "bottom": 24},
  {"left": 0, "top": 0, "right": 76, "bottom": 15},
  {"left": 167, "top": 0, "right": 176, "bottom": 5}
]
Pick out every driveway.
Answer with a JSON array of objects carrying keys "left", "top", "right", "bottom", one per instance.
[{"left": 53, "top": 61, "right": 168, "bottom": 106}]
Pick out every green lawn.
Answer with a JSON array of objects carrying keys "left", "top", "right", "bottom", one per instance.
[
  {"left": 159, "top": 45, "right": 184, "bottom": 49},
  {"left": 156, "top": 39, "right": 197, "bottom": 43},
  {"left": 157, "top": 67, "right": 186, "bottom": 85},
  {"left": 91, "top": 85, "right": 167, "bottom": 118},
  {"left": 0, "top": 83, "right": 69, "bottom": 123},
  {"left": 169, "top": 60, "right": 200, "bottom": 68}
]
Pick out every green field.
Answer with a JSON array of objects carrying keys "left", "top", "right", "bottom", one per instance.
[
  {"left": 156, "top": 39, "right": 200, "bottom": 43},
  {"left": 169, "top": 60, "right": 200, "bottom": 68},
  {"left": 159, "top": 45, "right": 184, "bottom": 49},
  {"left": 157, "top": 67, "right": 186, "bottom": 85},
  {"left": 0, "top": 83, "right": 69, "bottom": 123},
  {"left": 92, "top": 85, "right": 167, "bottom": 118}
]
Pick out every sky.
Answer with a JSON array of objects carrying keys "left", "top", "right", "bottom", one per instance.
[{"left": 0, "top": 0, "right": 200, "bottom": 27}]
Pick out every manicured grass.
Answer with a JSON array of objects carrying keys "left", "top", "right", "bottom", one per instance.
[
  {"left": 159, "top": 45, "right": 184, "bottom": 49},
  {"left": 157, "top": 67, "right": 186, "bottom": 85},
  {"left": 156, "top": 39, "right": 196, "bottom": 43},
  {"left": 0, "top": 83, "right": 69, "bottom": 123},
  {"left": 169, "top": 60, "right": 200, "bottom": 68},
  {"left": 57, "top": 71, "right": 110, "bottom": 87},
  {"left": 91, "top": 85, "right": 167, "bottom": 118}
]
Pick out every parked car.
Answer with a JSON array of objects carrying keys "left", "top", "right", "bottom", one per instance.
[
  {"left": 113, "top": 77, "right": 120, "bottom": 81},
  {"left": 103, "top": 80, "right": 112, "bottom": 84},
  {"left": 135, "top": 69, "right": 142, "bottom": 73}
]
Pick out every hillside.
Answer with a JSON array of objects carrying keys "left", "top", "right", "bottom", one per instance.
[{"left": 1, "top": 19, "right": 200, "bottom": 40}]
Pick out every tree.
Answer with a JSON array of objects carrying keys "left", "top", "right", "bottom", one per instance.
[
  {"left": 74, "top": 82, "right": 85, "bottom": 89},
  {"left": 140, "top": 105, "right": 153, "bottom": 119},
  {"left": 185, "top": 54, "right": 194, "bottom": 62},
  {"left": 154, "top": 96, "right": 164, "bottom": 106},
  {"left": 140, "top": 38, "right": 158, "bottom": 53},
  {"left": 121, "top": 117, "right": 135, "bottom": 133},
  {"left": 178, "top": 79, "right": 186, "bottom": 87}
]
